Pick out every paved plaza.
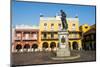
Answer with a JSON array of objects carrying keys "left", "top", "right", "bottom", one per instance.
[{"left": 11, "top": 50, "right": 96, "bottom": 66}]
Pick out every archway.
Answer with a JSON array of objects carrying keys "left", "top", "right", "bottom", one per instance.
[
  {"left": 50, "top": 42, "right": 56, "bottom": 48},
  {"left": 84, "top": 43, "right": 86, "bottom": 50},
  {"left": 50, "top": 42, "right": 56, "bottom": 51},
  {"left": 42, "top": 42, "right": 48, "bottom": 51},
  {"left": 72, "top": 41, "right": 78, "bottom": 50},
  {"left": 16, "top": 44, "right": 22, "bottom": 51},
  {"left": 85, "top": 42, "right": 89, "bottom": 50},
  {"left": 32, "top": 44, "right": 38, "bottom": 51},
  {"left": 90, "top": 42, "right": 93, "bottom": 50},
  {"left": 24, "top": 44, "right": 30, "bottom": 52}
]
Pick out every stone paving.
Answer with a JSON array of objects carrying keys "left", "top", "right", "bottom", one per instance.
[{"left": 11, "top": 50, "right": 96, "bottom": 66}]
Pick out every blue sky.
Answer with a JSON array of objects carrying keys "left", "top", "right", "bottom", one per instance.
[{"left": 12, "top": 0, "right": 96, "bottom": 26}]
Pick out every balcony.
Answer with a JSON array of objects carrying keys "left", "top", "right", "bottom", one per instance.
[
  {"left": 14, "top": 37, "right": 21, "bottom": 40},
  {"left": 41, "top": 36, "right": 58, "bottom": 40},
  {"left": 68, "top": 37, "right": 81, "bottom": 40},
  {"left": 22, "top": 37, "right": 37, "bottom": 41},
  {"left": 41, "top": 31, "right": 58, "bottom": 34},
  {"left": 68, "top": 31, "right": 82, "bottom": 33}
]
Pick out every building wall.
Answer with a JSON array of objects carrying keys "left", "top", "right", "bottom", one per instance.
[
  {"left": 12, "top": 16, "right": 82, "bottom": 52},
  {"left": 40, "top": 41, "right": 58, "bottom": 51},
  {"left": 39, "top": 16, "right": 82, "bottom": 51},
  {"left": 67, "top": 18, "right": 79, "bottom": 31},
  {"left": 40, "top": 17, "right": 80, "bottom": 31},
  {"left": 12, "top": 27, "right": 40, "bottom": 52},
  {"left": 69, "top": 40, "right": 82, "bottom": 50},
  {"left": 82, "top": 24, "right": 96, "bottom": 50},
  {"left": 80, "top": 24, "right": 90, "bottom": 33}
]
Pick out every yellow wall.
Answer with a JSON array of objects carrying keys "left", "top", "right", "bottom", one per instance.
[
  {"left": 67, "top": 18, "right": 79, "bottom": 31},
  {"left": 69, "top": 40, "right": 82, "bottom": 50},
  {"left": 40, "top": 41, "right": 58, "bottom": 48},
  {"left": 39, "top": 17, "right": 82, "bottom": 50},
  {"left": 40, "top": 20, "right": 61, "bottom": 31},
  {"left": 40, "top": 17, "right": 80, "bottom": 31},
  {"left": 68, "top": 33, "right": 80, "bottom": 38},
  {"left": 80, "top": 24, "right": 90, "bottom": 33}
]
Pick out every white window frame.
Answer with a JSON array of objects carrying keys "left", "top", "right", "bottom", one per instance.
[
  {"left": 25, "top": 33, "right": 29, "bottom": 39},
  {"left": 33, "top": 33, "right": 37, "bottom": 40},
  {"left": 16, "top": 33, "right": 21, "bottom": 39},
  {"left": 44, "top": 23, "right": 47, "bottom": 30},
  {"left": 72, "top": 24, "right": 76, "bottom": 31},
  {"left": 51, "top": 24, "right": 54, "bottom": 31},
  {"left": 58, "top": 24, "right": 62, "bottom": 30}
]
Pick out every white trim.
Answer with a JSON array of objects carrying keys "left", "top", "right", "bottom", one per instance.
[{"left": 40, "top": 17, "right": 79, "bottom": 21}]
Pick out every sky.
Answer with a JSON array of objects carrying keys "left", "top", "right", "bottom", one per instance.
[{"left": 12, "top": 0, "right": 96, "bottom": 26}]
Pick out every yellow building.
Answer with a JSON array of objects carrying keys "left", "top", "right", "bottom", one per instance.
[
  {"left": 79, "top": 24, "right": 90, "bottom": 33},
  {"left": 79, "top": 24, "right": 96, "bottom": 50},
  {"left": 39, "top": 16, "right": 82, "bottom": 51},
  {"left": 79, "top": 24, "right": 90, "bottom": 49}
]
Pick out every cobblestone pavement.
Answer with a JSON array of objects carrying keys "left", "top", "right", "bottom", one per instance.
[{"left": 11, "top": 50, "right": 96, "bottom": 66}]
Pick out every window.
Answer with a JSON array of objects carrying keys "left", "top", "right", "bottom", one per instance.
[
  {"left": 16, "top": 33, "right": 21, "bottom": 37},
  {"left": 25, "top": 33, "right": 29, "bottom": 39},
  {"left": 16, "top": 33, "right": 21, "bottom": 39},
  {"left": 85, "top": 26, "right": 88, "bottom": 29},
  {"left": 73, "top": 24, "right": 75, "bottom": 26},
  {"left": 44, "top": 23, "right": 47, "bottom": 26},
  {"left": 51, "top": 33, "right": 54, "bottom": 38},
  {"left": 72, "top": 24, "right": 76, "bottom": 31},
  {"left": 71, "top": 34, "right": 74, "bottom": 38},
  {"left": 51, "top": 24, "right": 54, "bottom": 30},
  {"left": 74, "top": 34, "right": 77, "bottom": 38},
  {"left": 71, "top": 34, "right": 77, "bottom": 38},
  {"left": 44, "top": 23, "right": 47, "bottom": 30},
  {"left": 33, "top": 33, "right": 37, "bottom": 39},
  {"left": 43, "top": 33, "right": 47, "bottom": 38},
  {"left": 58, "top": 24, "right": 62, "bottom": 30}
]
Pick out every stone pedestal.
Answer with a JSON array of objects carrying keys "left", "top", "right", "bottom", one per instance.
[
  {"left": 57, "top": 31, "right": 70, "bottom": 57},
  {"left": 57, "top": 48, "right": 70, "bottom": 57}
]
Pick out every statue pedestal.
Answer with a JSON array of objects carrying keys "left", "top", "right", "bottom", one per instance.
[
  {"left": 57, "top": 48, "right": 70, "bottom": 57},
  {"left": 57, "top": 31, "right": 70, "bottom": 57}
]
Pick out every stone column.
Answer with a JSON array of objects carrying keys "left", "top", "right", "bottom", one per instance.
[{"left": 70, "top": 42, "right": 73, "bottom": 50}]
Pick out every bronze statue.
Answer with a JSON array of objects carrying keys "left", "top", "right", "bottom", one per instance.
[{"left": 60, "top": 10, "right": 68, "bottom": 30}]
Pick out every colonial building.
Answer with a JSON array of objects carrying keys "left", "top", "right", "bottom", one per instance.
[
  {"left": 12, "top": 15, "right": 83, "bottom": 52},
  {"left": 79, "top": 24, "right": 91, "bottom": 49},
  {"left": 12, "top": 27, "right": 15, "bottom": 52},
  {"left": 79, "top": 24, "right": 96, "bottom": 50},
  {"left": 83, "top": 24, "right": 96, "bottom": 50},
  {"left": 79, "top": 24, "right": 90, "bottom": 33},
  {"left": 39, "top": 16, "right": 82, "bottom": 51},
  {"left": 12, "top": 25, "right": 40, "bottom": 52}
]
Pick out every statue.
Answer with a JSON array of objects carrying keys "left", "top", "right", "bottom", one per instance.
[
  {"left": 60, "top": 10, "right": 68, "bottom": 30},
  {"left": 55, "top": 10, "right": 70, "bottom": 57}
]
